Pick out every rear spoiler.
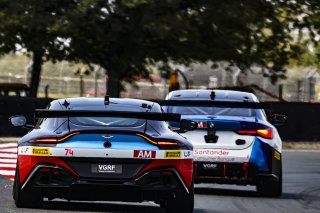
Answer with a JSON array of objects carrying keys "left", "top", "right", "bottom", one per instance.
[
  {"left": 159, "top": 100, "right": 271, "bottom": 110},
  {"left": 35, "top": 110, "right": 181, "bottom": 122}
]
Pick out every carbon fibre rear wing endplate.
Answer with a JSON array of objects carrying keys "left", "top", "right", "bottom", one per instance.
[
  {"left": 35, "top": 110, "right": 181, "bottom": 122},
  {"left": 159, "top": 100, "right": 271, "bottom": 110}
]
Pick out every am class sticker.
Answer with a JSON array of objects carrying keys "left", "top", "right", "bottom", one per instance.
[{"left": 133, "top": 150, "right": 156, "bottom": 159}]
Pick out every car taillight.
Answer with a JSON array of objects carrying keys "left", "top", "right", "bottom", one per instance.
[
  {"left": 236, "top": 129, "right": 273, "bottom": 139},
  {"left": 136, "top": 134, "right": 184, "bottom": 147},
  {"left": 30, "top": 132, "right": 80, "bottom": 143}
]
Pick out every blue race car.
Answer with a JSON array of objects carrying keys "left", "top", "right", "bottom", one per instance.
[
  {"left": 163, "top": 89, "right": 286, "bottom": 197},
  {"left": 10, "top": 97, "right": 196, "bottom": 212}
]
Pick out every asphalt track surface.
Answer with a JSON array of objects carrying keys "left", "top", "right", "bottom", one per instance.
[{"left": 0, "top": 149, "right": 319, "bottom": 213}]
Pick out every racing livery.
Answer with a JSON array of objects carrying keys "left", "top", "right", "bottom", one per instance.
[
  {"left": 163, "top": 89, "right": 286, "bottom": 197},
  {"left": 10, "top": 97, "right": 196, "bottom": 212}
]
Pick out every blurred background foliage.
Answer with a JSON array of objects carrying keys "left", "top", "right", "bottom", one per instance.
[{"left": 0, "top": 0, "right": 319, "bottom": 97}]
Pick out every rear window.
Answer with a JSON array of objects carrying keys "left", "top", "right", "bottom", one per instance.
[
  {"left": 69, "top": 105, "right": 146, "bottom": 127},
  {"left": 168, "top": 106, "right": 255, "bottom": 117}
]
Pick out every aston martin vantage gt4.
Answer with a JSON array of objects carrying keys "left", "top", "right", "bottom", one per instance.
[{"left": 10, "top": 97, "right": 197, "bottom": 212}]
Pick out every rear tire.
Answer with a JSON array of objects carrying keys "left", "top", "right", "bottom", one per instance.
[
  {"left": 13, "top": 163, "right": 43, "bottom": 208},
  {"left": 257, "top": 162, "right": 282, "bottom": 197},
  {"left": 165, "top": 182, "right": 194, "bottom": 213}
]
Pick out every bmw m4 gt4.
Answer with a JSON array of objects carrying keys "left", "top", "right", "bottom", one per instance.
[
  {"left": 163, "top": 89, "right": 286, "bottom": 197},
  {"left": 10, "top": 97, "right": 197, "bottom": 212}
]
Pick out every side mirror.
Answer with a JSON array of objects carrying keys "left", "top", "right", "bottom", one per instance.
[
  {"left": 9, "top": 115, "right": 27, "bottom": 127},
  {"left": 269, "top": 114, "right": 287, "bottom": 126},
  {"left": 179, "top": 119, "right": 198, "bottom": 132}
]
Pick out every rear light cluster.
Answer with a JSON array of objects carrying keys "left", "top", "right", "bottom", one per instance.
[
  {"left": 30, "top": 132, "right": 80, "bottom": 143},
  {"left": 136, "top": 134, "right": 183, "bottom": 147},
  {"left": 236, "top": 129, "right": 273, "bottom": 139},
  {"left": 30, "top": 131, "right": 183, "bottom": 147}
]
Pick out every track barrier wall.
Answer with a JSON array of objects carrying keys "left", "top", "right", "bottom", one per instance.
[
  {"left": 0, "top": 97, "right": 52, "bottom": 137},
  {"left": 0, "top": 98, "right": 319, "bottom": 141}
]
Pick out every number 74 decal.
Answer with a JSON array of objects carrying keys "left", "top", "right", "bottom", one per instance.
[{"left": 65, "top": 148, "right": 74, "bottom": 156}]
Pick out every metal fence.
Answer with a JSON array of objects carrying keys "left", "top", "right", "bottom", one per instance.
[{"left": 0, "top": 74, "right": 165, "bottom": 99}]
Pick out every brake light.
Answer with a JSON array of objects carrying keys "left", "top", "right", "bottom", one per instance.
[
  {"left": 136, "top": 134, "right": 183, "bottom": 147},
  {"left": 236, "top": 129, "right": 273, "bottom": 139},
  {"left": 257, "top": 129, "right": 273, "bottom": 139},
  {"left": 31, "top": 132, "right": 80, "bottom": 143}
]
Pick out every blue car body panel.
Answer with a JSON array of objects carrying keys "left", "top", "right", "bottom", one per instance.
[
  {"left": 56, "top": 134, "right": 159, "bottom": 150},
  {"left": 249, "top": 138, "right": 272, "bottom": 172}
]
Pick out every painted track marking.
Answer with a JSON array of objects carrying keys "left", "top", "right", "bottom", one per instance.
[{"left": 0, "top": 143, "right": 17, "bottom": 181}]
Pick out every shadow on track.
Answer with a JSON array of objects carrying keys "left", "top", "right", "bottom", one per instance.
[
  {"left": 42, "top": 201, "right": 164, "bottom": 213},
  {"left": 195, "top": 187, "right": 301, "bottom": 200},
  {"left": 195, "top": 187, "right": 258, "bottom": 197}
]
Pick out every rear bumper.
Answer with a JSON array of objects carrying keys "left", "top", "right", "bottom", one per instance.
[
  {"left": 22, "top": 164, "right": 190, "bottom": 203},
  {"left": 194, "top": 148, "right": 282, "bottom": 185},
  {"left": 41, "top": 180, "right": 183, "bottom": 202},
  {"left": 194, "top": 162, "right": 258, "bottom": 185},
  {"left": 193, "top": 138, "right": 282, "bottom": 185}
]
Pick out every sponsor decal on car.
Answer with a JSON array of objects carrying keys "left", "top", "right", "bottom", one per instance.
[
  {"left": 183, "top": 150, "right": 192, "bottom": 158},
  {"left": 19, "top": 147, "right": 29, "bottom": 154},
  {"left": 165, "top": 151, "right": 181, "bottom": 159},
  {"left": 203, "top": 163, "right": 218, "bottom": 169},
  {"left": 197, "top": 121, "right": 207, "bottom": 128},
  {"left": 32, "top": 147, "right": 50, "bottom": 156},
  {"left": 91, "top": 164, "right": 122, "bottom": 173},
  {"left": 193, "top": 148, "right": 253, "bottom": 163},
  {"left": 134, "top": 150, "right": 156, "bottom": 159},
  {"left": 195, "top": 149, "right": 229, "bottom": 156},
  {"left": 19, "top": 146, "right": 192, "bottom": 159},
  {"left": 274, "top": 150, "right": 281, "bottom": 160},
  {"left": 195, "top": 156, "right": 235, "bottom": 162}
]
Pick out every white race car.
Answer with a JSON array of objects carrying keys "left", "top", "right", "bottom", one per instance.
[{"left": 163, "top": 89, "right": 286, "bottom": 196}]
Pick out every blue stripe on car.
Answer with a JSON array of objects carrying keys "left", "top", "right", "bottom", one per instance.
[
  {"left": 249, "top": 138, "right": 271, "bottom": 171},
  {"left": 56, "top": 134, "right": 159, "bottom": 150}
]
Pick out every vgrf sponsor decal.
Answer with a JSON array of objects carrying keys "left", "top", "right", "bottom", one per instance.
[
  {"left": 91, "top": 164, "right": 122, "bottom": 174},
  {"left": 134, "top": 150, "right": 156, "bottom": 159},
  {"left": 274, "top": 150, "right": 281, "bottom": 160},
  {"left": 164, "top": 151, "right": 181, "bottom": 159},
  {"left": 203, "top": 163, "right": 218, "bottom": 169},
  {"left": 32, "top": 147, "right": 50, "bottom": 156}
]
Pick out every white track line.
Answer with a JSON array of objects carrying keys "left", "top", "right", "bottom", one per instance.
[
  {"left": 0, "top": 144, "right": 17, "bottom": 181},
  {"left": 0, "top": 143, "right": 17, "bottom": 148},
  {"left": 0, "top": 163, "right": 16, "bottom": 168},
  {"left": 0, "top": 148, "right": 18, "bottom": 153},
  {"left": 283, "top": 149, "right": 320, "bottom": 153},
  {"left": 0, "top": 170, "right": 15, "bottom": 176},
  {"left": 0, "top": 153, "right": 17, "bottom": 158},
  {"left": 0, "top": 159, "right": 17, "bottom": 163}
]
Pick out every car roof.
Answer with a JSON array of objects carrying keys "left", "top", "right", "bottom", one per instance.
[
  {"left": 166, "top": 89, "right": 258, "bottom": 102},
  {"left": 49, "top": 97, "right": 157, "bottom": 110}
]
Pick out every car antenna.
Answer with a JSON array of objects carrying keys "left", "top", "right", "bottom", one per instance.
[
  {"left": 104, "top": 95, "right": 109, "bottom": 105},
  {"left": 61, "top": 99, "right": 71, "bottom": 131},
  {"left": 210, "top": 91, "right": 215, "bottom": 100},
  {"left": 142, "top": 103, "right": 153, "bottom": 133},
  {"left": 62, "top": 99, "right": 70, "bottom": 108}
]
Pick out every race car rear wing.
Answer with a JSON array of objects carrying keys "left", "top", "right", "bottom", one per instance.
[
  {"left": 35, "top": 109, "right": 181, "bottom": 122},
  {"left": 158, "top": 100, "right": 271, "bottom": 110}
]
